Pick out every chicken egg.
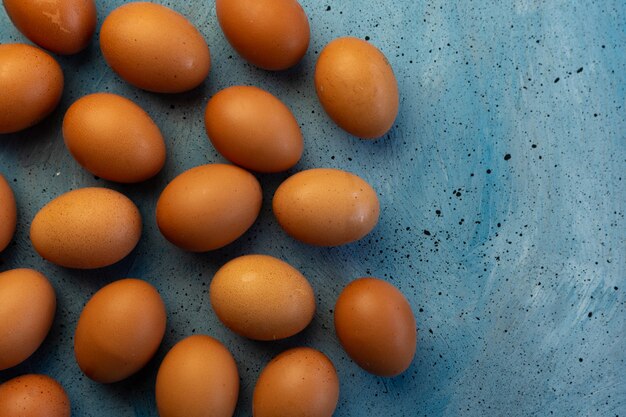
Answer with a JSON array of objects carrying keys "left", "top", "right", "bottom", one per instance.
[
  {"left": 0, "top": 374, "right": 70, "bottom": 417},
  {"left": 0, "top": 173, "right": 17, "bottom": 252}
]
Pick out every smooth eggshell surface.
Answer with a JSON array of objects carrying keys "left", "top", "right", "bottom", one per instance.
[
  {"left": 315, "top": 37, "right": 399, "bottom": 139},
  {"left": 74, "top": 279, "right": 167, "bottom": 383},
  {"left": 210, "top": 254, "right": 315, "bottom": 340},
  {"left": 334, "top": 277, "right": 417, "bottom": 377},
  {"left": 63, "top": 93, "right": 166, "bottom": 183},
  {"left": 3, "top": 0, "right": 96, "bottom": 54},
  {"left": 156, "top": 164, "right": 262, "bottom": 252},
  {"left": 0, "top": 43, "right": 63, "bottom": 134},
  {"left": 0, "top": 269, "right": 56, "bottom": 371},
  {"left": 30, "top": 187, "right": 142, "bottom": 269},
  {"left": 156, "top": 335, "right": 239, "bottom": 417},
  {"left": 216, "top": 0, "right": 309, "bottom": 70},
  {"left": 0, "top": 374, "right": 70, "bottom": 417},
  {"left": 273, "top": 168, "right": 379, "bottom": 246},
  {"left": 253, "top": 347, "right": 339, "bottom": 417},
  {"left": 0, "top": 173, "right": 17, "bottom": 252},
  {"left": 100, "top": 2, "right": 210, "bottom": 93},
  {"left": 204, "top": 86, "right": 303, "bottom": 173}
]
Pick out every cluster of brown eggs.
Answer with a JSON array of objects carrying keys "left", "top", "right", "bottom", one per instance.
[{"left": 0, "top": 1, "right": 417, "bottom": 416}]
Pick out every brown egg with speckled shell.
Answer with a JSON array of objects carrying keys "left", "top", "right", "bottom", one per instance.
[
  {"left": 0, "top": 374, "right": 70, "bottom": 417},
  {"left": 100, "top": 2, "right": 210, "bottom": 93},
  {"left": 0, "top": 269, "right": 56, "bottom": 371},
  {"left": 334, "top": 277, "right": 417, "bottom": 377},
  {"left": 205, "top": 86, "right": 303, "bottom": 173},
  {"left": 74, "top": 279, "right": 167, "bottom": 383},
  {"left": 3, "top": 0, "right": 96, "bottom": 55},
  {"left": 0, "top": 173, "right": 17, "bottom": 252},
  {"left": 0, "top": 44, "right": 63, "bottom": 134},
  {"left": 253, "top": 347, "right": 339, "bottom": 417},
  {"left": 273, "top": 168, "right": 380, "bottom": 246},
  {"left": 30, "top": 187, "right": 142, "bottom": 269},
  {"left": 210, "top": 254, "right": 315, "bottom": 340},
  {"left": 315, "top": 37, "right": 399, "bottom": 139},
  {"left": 63, "top": 93, "right": 166, "bottom": 183},
  {"left": 156, "top": 335, "right": 239, "bottom": 417},
  {"left": 216, "top": 0, "right": 309, "bottom": 70}
]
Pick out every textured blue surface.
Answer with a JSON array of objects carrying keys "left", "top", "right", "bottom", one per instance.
[{"left": 1, "top": 1, "right": 625, "bottom": 416}]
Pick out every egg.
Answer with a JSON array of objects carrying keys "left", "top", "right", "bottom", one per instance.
[
  {"left": 210, "top": 254, "right": 315, "bottom": 340},
  {"left": 253, "top": 347, "right": 339, "bottom": 417},
  {"left": 0, "top": 43, "right": 63, "bottom": 134},
  {"left": 156, "top": 164, "right": 262, "bottom": 252},
  {"left": 0, "top": 269, "right": 56, "bottom": 371},
  {"left": 74, "top": 278, "right": 166, "bottom": 383},
  {"left": 156, "top": 335, "right": 239, "bottom": 417},
  {"left": 3, "top": 0, "right": 96, "bottom": 55},
  {"left": 216, "top": 0, "right": 309, "bottom": 70},
  {"left": 273, "top": 168, "right": 379, "bottom": 246},
  {"left": 30, "top": 187, "right": 142, "bottom": 269},
  {"left": 0, "top": 374, "right": 70, "bottom": 417},
  {"left": 334, "top": 277, "right": 416, "bottom": 376},
  {"left": 315, "top": 37, "right": 399, "bottom": 139},
  {"left": 100, "top": 2, "right": 211, "bottom": 93},
  {"left": 63, "top": 93, "right": 166, "bottom": 183},
  {"left": 204, "top": 86, "right": 303, "bottom": 173},
  {"left": 0, "top": 173, "right": 17, "bottom": 252}
]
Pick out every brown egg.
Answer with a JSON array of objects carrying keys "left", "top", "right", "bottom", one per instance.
[
  {"left": 156, "top": 164, "right": 262, "bottom": 252},
  {"left": 334, "top": 277, "right": 416, "bottom": 376},
  {"left": 156, "top": 335, "right": 239, "bottom": 417},
  {"left": 315, "top": 37, "right": 399, "bottom": 139},
  {"left": 273, "top": 168, "right": 379, "bottom": 246},
  {"left": 0, "top": 374, "right": 70, "bottom": 417},
  {"left": 100, "top": 2, "right": 211, "bottom": 93},
  {"left": 3, "top": 0, "right": 96, "bottom": 55},
  {"left": 210, "top": 254, "right": 315, "bottom": 340},
  {"left": 30, "top": 187, "right": 142, "bottom": 269},
  {"left": 253, "top": 347, "right": 339, "bottom": 417},
  {"left": 204, "top": 86, "right": 303, "bottom": 173},
  {"left": 0, "top": 173, "right": 17, "bottom": 252},
  {"left": 0, "top": 43, "right": 63, "bottom": 134},
  {"left": 216, "top": 0, "right": 309, "bottom": 70},
  {"left": 0, "top": 269, "right": 56, "bottom": 371},
  {"left": 63, "top": 93, "right": 166, "bottom": 183},
  {"left": 74, "top": 278, "right": 166, "bottom": 383}
]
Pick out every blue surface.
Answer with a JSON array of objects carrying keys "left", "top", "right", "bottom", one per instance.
[{"left": 1, "top": 1, "right": 625, "bottom": 416}]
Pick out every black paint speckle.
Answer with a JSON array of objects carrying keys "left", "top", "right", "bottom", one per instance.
[
  {"left": 504, "top": 154, "right": 511, "bottom": 161},
  {"left": 424, "top": 230, "right": 431, "bottom": 236}
]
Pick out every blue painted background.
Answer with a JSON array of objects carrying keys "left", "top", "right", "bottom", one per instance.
[{"left": 1, "top": 1, "right": 625, "bottom": 416}]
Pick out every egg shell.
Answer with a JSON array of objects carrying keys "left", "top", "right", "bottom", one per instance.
[
  {"left": 0, "top": 173, "right": 17, "bottom": 252},
  {"left": 216, "top": 0, "right": 309, "bottom": 70},
  {"left": 314, "top": 37, "right": 399, "bottom": 139},
  {"left": 253, "top": 347, "right": 339, "bottom": 417},
  {"left": 100, "top": 2, "right": 210, "bottom": 93},
  {"left": 272, "top": 168, "right": 379, "bottom": 246},
  {"left": 63, "top": 93, "right": 166, "bottom": 183},
  {"left": 0, "top": 43, "right": 63, "bottom": 134},
  {"left": 74, "top": 278, "right": 167, "bottom": 383},
  {"left": 0, "top": 269, "right": 56, "bottom": 371},
  {"left": 334, "top": 277, "right": 417, "bottom": 377},
  {"left": 210, "top": 254, "right": 315, "bottom": 340},
  {"left": 0, "top": 374, "right": 70, "bottom": 417},
  {"left": 156, "top": 164, "right": 262, "bottom": 252},
  {"left": 204, "top": 86, "right": 303, "bottom": 173},
  {"left": 30, "top": 187, "right": 142, "bottom": 269},
  {"left": 156, "top": 335, "right": 239, "bottom": 417},
  {"left": 3, "top": 0, "right": 96, "bottom": 55}
]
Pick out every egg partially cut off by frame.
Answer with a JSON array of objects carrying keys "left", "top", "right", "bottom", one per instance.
[
  {"left": 3, "top": 0, "right": 97, "bottom": 55},
  {"left": 100, "top": 2, "right": 210, "bottom": 93},
  {"left": 63, "top": 93, "right": 166, "bottom": 183},
  {"left": 0, "top": 374, "right": 70, "bottom": 417},
  {"left": 0, "top": 269, "right": 56, "bottom": 371},
  {"left": 0, "top": 173, "right": 17, "bottom": 252},
  {"left": 30, "top": 187, "right": 142, "bottom": 269},
  {"left": 0, "top": 43, "right": 63, "bottom": 134}
]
